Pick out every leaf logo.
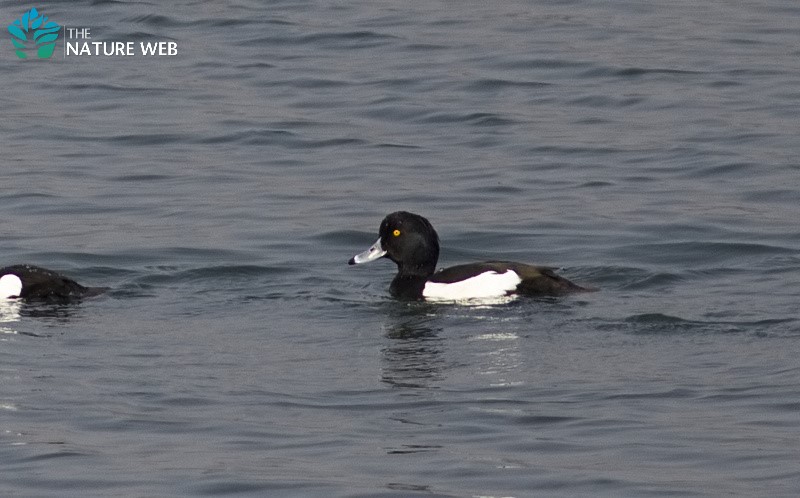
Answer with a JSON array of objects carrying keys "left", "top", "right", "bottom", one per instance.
[{"left": 8, "top": 7, "right": 61, "bottom": 59}]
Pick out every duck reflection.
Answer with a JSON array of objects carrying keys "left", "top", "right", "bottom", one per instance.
[
  {"left": 471, "top": 331, "right": 523, "bottom": 388},
  {"left": 0, "top": 300, "right": 22, "bottom": 335},
  {"left": 0, "top": 297, "right": 89, "bottom": 337},
  {"left": 381, "top": 307, "right": 445, "bottom": 389},
  {"left": 380, "top": 302, "right": 530, "bottom": 390},
  {"left": 17, "top": 301, "right": 85, "bottom": 321}
]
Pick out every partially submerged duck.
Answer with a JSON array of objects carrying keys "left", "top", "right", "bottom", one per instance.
[
  {"left": 349, "top": 211, "right": 591, "bottom": 302},
  {"left": 0, "top": 265, "right": 106, "bottom": 301}
]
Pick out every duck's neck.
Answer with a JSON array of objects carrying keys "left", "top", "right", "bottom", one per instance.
[
  {"left": 390, "top": 274, "right": 428, "bottom": 300},
  {"left": 390, "top": 262, "right": 436, "bottom": 300}
]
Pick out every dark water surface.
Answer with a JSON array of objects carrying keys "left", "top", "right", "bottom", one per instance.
[{"left": 2, "top": 0, "right": 799, "bottom": 496}]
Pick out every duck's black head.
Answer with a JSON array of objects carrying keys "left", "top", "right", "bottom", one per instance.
[
  {"left": 379, "top": 211, "right": 440, "bottom": 274},
  {"left": 349, "top": 211, "right": 440, "bottom": 277}
]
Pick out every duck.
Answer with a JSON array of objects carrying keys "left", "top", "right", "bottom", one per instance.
[
  {"left": 0, "top": 264, "right": 106, "bottom": 301},
  {"left": 348, "top": 211, "right": 591, "bottom": 301}
]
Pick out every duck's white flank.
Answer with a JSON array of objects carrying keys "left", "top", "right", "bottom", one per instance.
[
  {"left": 422, "top": 270, "right": 522, "bottom": 301},
  {"left": 0, "top": 275, "right": 23, "bottom": 299}
]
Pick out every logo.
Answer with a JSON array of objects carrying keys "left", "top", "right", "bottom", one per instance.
[{"left": 8, "top": 7, "right": 60, "bottom": 59}]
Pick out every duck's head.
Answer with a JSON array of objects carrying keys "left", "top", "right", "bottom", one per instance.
[{"left": 349, "top": 211, "right": 440, "bottom": 275}]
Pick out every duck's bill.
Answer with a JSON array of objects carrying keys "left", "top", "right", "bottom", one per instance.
[{"left": 348, "top": 238, "right": 387, "bottom": 265}]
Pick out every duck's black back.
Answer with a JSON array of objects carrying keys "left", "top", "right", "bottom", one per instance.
[
  {"left": 0, "top": 264, "right": 105, "bottom": 300},
  {"left": 431, "top": 261, "right": 588, "bottom": 295}
]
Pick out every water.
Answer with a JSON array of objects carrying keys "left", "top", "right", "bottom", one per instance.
[{"left": 1, "top": 0, "right": 799, "bottom": 496}]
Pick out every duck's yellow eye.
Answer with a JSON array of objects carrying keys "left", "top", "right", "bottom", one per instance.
[{"left": 392, "top": 229, "right": 401, "bottom": 237}]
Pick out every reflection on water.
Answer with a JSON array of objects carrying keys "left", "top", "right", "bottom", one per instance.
[
  {"left": 381, "top": 309, "right": 445, "bottom": 389},
  {"left": 471, "top": 332, "right": 523, "bottom": 388},
  {"left": 0, "top": 300, "right": 21, "bottom": 335},
  {"left": 0, "top": 298, "right": 89, "bottom": 337},
  {"left": 19, "top": 302, "right": 88, "bottom": 323},
  {"left": 380, "top": 304, "right": 528, "bottom": 390}
]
